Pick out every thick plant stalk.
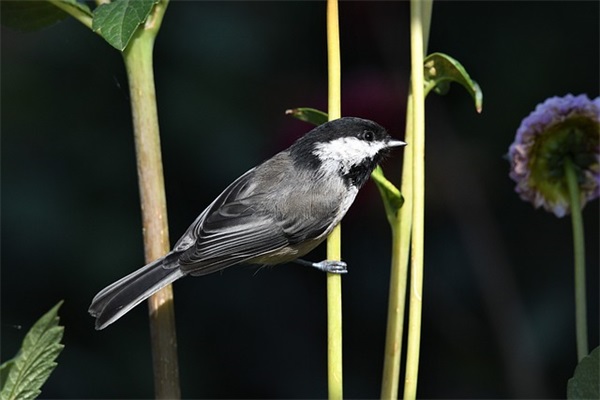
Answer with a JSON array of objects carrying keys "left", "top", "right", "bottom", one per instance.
[
  {"left": 122, "top": 2, "right": 181, "bottom": 398},
  {"left": 44, "top": 0, "right": 179, "bottom": 397},
  {"left": 326, "top": 0, "right": 343, "bottom": 398},
  {"left": 403, "top": 0, "right": 426, "bottom": 399}
]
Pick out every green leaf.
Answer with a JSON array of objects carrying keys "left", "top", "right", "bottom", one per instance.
[
  {"left": 92, "top": 0, "right": 158, "bottom": 51},
  {"left": 567, "top": 346, "right": 599, "bottom": 400},
  {"left": 1, "top": 0, "right": 92, "bottom": 31},
  {"left": 1, "top": 0, "right": 93, "bottom": 31},
  {"left": 0, "top": 359, "right": 15, "bottom": 390},
  {"left": 423, "top": 52, "right": 483, "bottom": 113},
  {"left": 285, "top": 108, "right": 329, "bottom": 126},
  {"left": 1, "top": 1, "right": 67, "bottom": 31},
  {"left": 0, "top": 301, "right": 65, "bottom": 400}
]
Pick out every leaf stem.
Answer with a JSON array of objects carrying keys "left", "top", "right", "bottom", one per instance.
[
  {"left": 326, "top": 0, "right": 343, "bottom": 398},
  {"left": 46, "top": 0, "right": 92, "bottom": 29},
  {"left": 564, "top": 157, "right": 589, "bottom": 362},
  {"left": 122, "top": 2, "right": 181, "bottom": 398}
]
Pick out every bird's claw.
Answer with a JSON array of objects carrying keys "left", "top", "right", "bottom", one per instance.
[{"left": 312, "top": 260, "right": 348, "bottom": 274}]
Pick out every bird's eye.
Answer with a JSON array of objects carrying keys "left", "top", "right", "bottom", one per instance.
[{"left": 362, "top": 130, "right": 374, "bottom": 141}]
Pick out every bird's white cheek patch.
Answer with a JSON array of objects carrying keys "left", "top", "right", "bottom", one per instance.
[{"left": 313, "top": 137, "right": 386, "bottom": 168}]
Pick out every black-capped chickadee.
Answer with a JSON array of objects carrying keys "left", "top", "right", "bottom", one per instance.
[{"left": 89, "top": 117, "right": 405, "bottom": 329}]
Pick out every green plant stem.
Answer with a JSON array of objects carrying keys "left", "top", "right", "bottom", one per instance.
[
  {"left": 326, "top": 0, "right": 343, "bottom": 398},
  {"left": 47, "top": 0, "right": 92, "bottom": 29},
  {"left": 420, "top": 0, "right": 434, "bottom": 50},
  {"left": 403, "top": 0, "right": 427, "bottom": 399},
  {"left": 381, "top": 2, "right": 432, "bottom": 398},
  {"left": 381, "top": 98, "right": 413, "bottom": 400},
  {"left": 564, "top": 158, "right": 589, "bottom": 362},
  {"left": 122, "top": 2, "right": 180, "bottom": 398}
]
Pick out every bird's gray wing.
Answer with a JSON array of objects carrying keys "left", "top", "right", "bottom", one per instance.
[
  {"left": 172, "top": 167, "right": 257, "bottom": 252},
  {"left": 174, "top": 157, "right": 339, "bottom": 276},
  {"left": 177, "top": 195, "right": 292, "bottom": 276},
  {"left": 175, "top": 165, "right": 295, "bottom": 276}
]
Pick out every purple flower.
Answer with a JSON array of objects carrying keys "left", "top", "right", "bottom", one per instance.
[{"left": 508, "top": 94, "right": 600, "bottom": 217}]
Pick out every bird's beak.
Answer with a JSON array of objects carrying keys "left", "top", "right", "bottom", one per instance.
[{"left": 387, "top": 139, "right": 407, "bottom": 148}]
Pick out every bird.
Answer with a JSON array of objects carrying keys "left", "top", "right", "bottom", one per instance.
[{"left": 89, "top": 117, "right": 405, "bottom": 330}]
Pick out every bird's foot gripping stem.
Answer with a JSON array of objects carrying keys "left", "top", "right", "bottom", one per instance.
[{"left": 295, "top": 259, "right": 348, "bottom": 274}]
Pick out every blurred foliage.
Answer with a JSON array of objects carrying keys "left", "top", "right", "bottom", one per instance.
[
  {"left": 567, "top": 346, "right": 599, "bottom": 399},
  {"left": 285, "top": 107, "right": 329, "bottom": 126},
  {"left": 1, "top": 1, "right": 70, "bottom": 31},
  {"left": 1, "top": 2, "right": 598, "bottom": 398}
]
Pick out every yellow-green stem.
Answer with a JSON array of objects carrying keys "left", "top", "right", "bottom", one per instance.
[
  {"left": 564, "top": 158, "right": 589, "bottom": 361},
  {"left": 122, "top": 2, "right": 180, "bottom": 398},
  {"left": 403, "top": 0, "right": 426, "bottom": 399},
  {"left": 381, "top": 98, "right": 413, "bottom": 400},
  {"left": 381, "top": 2, "right": 432, "bottom": 397},
  {"left": 326, "top": 0, "right": 343, "bottom": 398}
]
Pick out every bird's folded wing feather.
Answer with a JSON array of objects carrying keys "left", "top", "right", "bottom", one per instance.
[
  {"left": 171, "top": 167, "right": 257, "bottom": 252},
  {"left": 177, "top": 197, "right": 290, "bottom": 276},
  {"left": 173, "top": 163, "right": 336, "bottom": 276}
]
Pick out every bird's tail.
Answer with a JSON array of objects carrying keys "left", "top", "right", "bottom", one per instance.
[{"left": 89, "top": 252, "right": 184, "bottom": 330}]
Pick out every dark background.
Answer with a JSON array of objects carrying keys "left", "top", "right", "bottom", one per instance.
[{"left": 2, "top": 1, "right": 598, "bottom": 398}]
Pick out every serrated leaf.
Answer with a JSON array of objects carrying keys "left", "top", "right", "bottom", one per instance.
[
  {"left": 567, "top": 347, "right": 599, "bottom": 400},
  {"left": 423, "top": 52, "right": 483, "bottom": 113},
  {"left": 0, "top": 359, "right": 15, "bottom": 390},
  {"left": 1, "top": 0, "right": 92, "bottom": 31},
  {"left": 0, "top": 301, "right": 65, "bottom": 400},
  {"left": 285, "top": 107, "right": 329, "bottom": 126},
  {"left": 92, "top": 0, "right": 158, "bottom": 51}
]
